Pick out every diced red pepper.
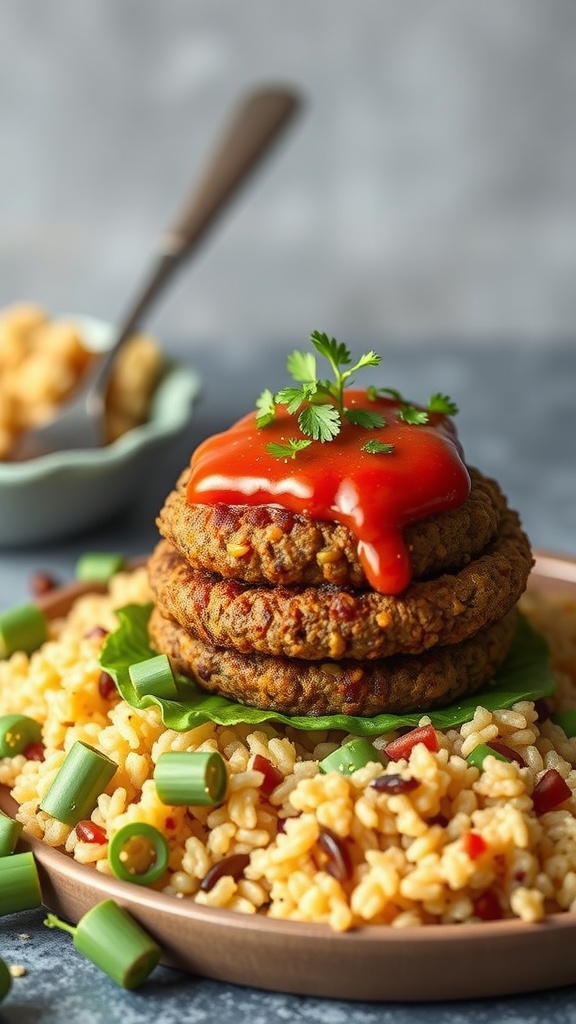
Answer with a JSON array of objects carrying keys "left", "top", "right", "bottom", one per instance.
[
  {"left": 486, "top": 741, "right": 526, "bottom": 767},
  {"left": 463, "top": 832, "right": 488, "bottom": 860},
  {"left": 473, "top": 889, "right": 502, "bottom": 921},
  {"left": 532, "top": 769, "right": 572, "bottom": 815},
  {"left": 75, "top": 820, "right": 107, "bottom": 844},
  {"left": 252, "top": 754, "right": 283, "bottom": 796},
  {"left": 164, "top": 816, "right": 176, "bottom": 830},
  {"left": 384, "top": 725, "right": 439, "bottom": 762},
  {"left": 23, "top": 741, "right": 45, "bottom": 762}
]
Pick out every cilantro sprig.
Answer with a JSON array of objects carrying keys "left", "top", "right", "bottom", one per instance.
[{"left": 256, "top": 331, "right": 458, "bottom": 459}]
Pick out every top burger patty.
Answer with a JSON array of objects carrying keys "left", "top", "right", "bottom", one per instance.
[{"left": 157, "top": 466, "right": 507, "bottom": 588}]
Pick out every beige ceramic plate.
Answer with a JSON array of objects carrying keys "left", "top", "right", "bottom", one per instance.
[{"left": 2, "top": 551, "right": 576, "bottom": 1002}]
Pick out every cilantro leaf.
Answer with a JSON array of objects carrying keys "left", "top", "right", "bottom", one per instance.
[
  {"left": 399, "top": 405, "right": 429, "bottom": 425},
  {"left": 361, "top": 439, "right": 395, "bottom": 454},
  {"left": 345, "top": 408, "right": 386, "bottom": 429},
  {"left": 310, "top": 330, "right": 351, "bottom": 370},
  {"left": 275, "top": 383, "right": 317, "bottom": 415},
  {"left": 298, "top": 403, "right": 341, "bottom": 441},
  {"left": 255, "top": 388, "right": 276, "bottom": 427},
  {"left": 286, "top": 349, "right": 316, "bottom": 383},
  {"left": 428, "top": 393, "right": 459, "bottom": 415},
  {"left": 266, "top": 439, "right": 312, "bottom": 459}
]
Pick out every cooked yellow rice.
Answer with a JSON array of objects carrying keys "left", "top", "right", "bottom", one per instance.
[{"left": 1, "top": 568, "right": 576, "bottom": 932}]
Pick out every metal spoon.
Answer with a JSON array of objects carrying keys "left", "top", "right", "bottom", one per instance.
[{"left": 11, "top": 85, "right": 301, "bottom": 461}]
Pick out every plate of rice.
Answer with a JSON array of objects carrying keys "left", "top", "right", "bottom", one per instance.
[{"left": 1, "top": 552, "right": 576, "bottom": 1002}]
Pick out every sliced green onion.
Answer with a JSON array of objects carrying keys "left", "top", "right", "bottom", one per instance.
[
  {"left": 551, "top": 710, "right": 576, "bottom": 738},
  {"left": 0, "top": 714, "right": 42, "bottom": 758},
  {"left": 0, "top": 956, "right": 12, "bottom": 1002},
  {"left": 0, "top": 851, "right": 42, "bottom": 916},
  {"left": 0, "top": 604, "right": 48, "bottom": 658},
  {"left": 154, "top": 751, "right": 227, "bottom": 806},
  {"left": 75, "top": 553, "right": 126, "bottom": 584},
  {"left": 319, "top": 738, "right": 381, "bottom": 775},
  {"left": 108, "top": 823, "right": 169, "bottom": 885},
  {"left": 0, "top": 813, "right": 23, "bottom": 856},
  {"left": 40, "top": 741, "right": 117, "bottom": 826},
  {"left": 44, "top": 900, "right": 161, "bottom": 990},
  {"left": 129, "top": 654, "right": 177, "bottom": 701},
  {"left": 466, "top": 743, "right": 511, "bottom": 771}
]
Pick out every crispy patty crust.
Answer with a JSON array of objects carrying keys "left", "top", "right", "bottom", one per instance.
[
  {"left": 157, "top": 467, "right": 506, "bottom": 588},
  {"left": 148, "top": 606, "right": 517, "bottom": 717},
  {"left": 148, "top": 508, "right": 533, "bottom": 661}
]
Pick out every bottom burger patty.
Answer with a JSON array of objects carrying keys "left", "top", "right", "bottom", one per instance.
[{"left": 149, "top": 606, "right": 517, "bottom": 717}]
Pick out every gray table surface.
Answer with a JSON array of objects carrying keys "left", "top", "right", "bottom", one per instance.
[{"left": 1, "top": 339, "right": 575, "bottom": 1022}]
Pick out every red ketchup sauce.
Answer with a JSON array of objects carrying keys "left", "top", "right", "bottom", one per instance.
[{"left": 186, "top": 390, "right": 470, "bottom": 595}]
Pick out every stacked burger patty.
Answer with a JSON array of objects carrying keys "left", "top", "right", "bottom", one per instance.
[{"left": 148, "top": 466, "right": 534, "bottom": 717}]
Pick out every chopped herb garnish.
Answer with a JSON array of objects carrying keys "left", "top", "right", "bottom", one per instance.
[
  {"left": 265, "top": 439, "right": 313, "bottom": 460},
  {"left": 361, "top": 439, "right": 395, "bottom": 455},
  {"left": 256, "top": 331, "right": 458, "bottom": 459}
]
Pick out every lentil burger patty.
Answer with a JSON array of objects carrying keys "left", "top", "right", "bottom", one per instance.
[
  {"left": 156, "top": 466, "right": 507, "bottom": 588},
  {"left": 148, "top": 605, "right": 518, "bottom": 716},
  {"left": 148, "top": 506, "right": 533, "bottom": 662}
]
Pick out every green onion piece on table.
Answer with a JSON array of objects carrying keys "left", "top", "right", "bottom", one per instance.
[
  {"left": 466, "top": 743, "right": 511, "bottom": 771},
  {"left": 108, "top": 823, "right": 169, "bottom": 886},
  {"left": 0, "top": 604, "right": 48, "bottom": 658},
  {"left": 0, "top": 956, "right": 12, "bottom": 1002},
  {"left": 75, "top": 553, "right": 126, "bottom": 584},
  {"left": 0, "top": 813, "right": 23, "bottom": 857},
  {"left": 154, "top": 751, "right": 227, "bottom": 806},
  {"left": 40, "top": 741, "right": 117, "bottom": 826},
  {"left": 319, "top": 737, "right": 381, "bottom": 775},
  {"left": 0, "top": 851, "right": 42, "bottom": 916},
  {"left": 44, "top": 900, "right": 161, "bottom": 990},
  {"left": 128, "top": 654, "right": 177, "bottom": 701},
  {"left": 551, "top": 710, "right": 576, "bottom": 738},
  {"left": 0, "top": 714, "right": 42, "bottom": 758}
]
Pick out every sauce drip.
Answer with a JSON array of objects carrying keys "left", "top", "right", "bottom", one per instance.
[{"left": 186, "top": 390, "right": 470, "bottom": 594}]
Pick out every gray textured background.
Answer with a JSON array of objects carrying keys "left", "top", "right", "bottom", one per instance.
[{"left": 1, "top": 0, "right": 576, "bottom": 348}]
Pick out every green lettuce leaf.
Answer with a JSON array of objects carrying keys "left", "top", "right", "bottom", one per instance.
[{"left": 100, "top": 604, "right": 554, "bottom": 737}]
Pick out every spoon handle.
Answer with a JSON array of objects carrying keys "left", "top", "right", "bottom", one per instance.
[{"left": 94, "top": 85, "right": 301, "bottom": 379}]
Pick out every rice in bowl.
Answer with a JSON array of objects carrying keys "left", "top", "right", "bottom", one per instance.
[{"left": 1, "top": 567, "right": 576, "bottom": 933}]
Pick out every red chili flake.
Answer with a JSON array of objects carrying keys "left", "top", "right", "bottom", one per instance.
[
  {"left": 532, "top": 768, "right": 572, "bottom": 815},
  {"left": 486, "top": 741, "right": 526, "bottom": 767},
  {"left": 84, "top": 625, "right": 109, "bottom": 641},
  {"left": 199, "top": 853, "right": 250, "bottom": 892},
  {"left": 370, "top": 774, "right": 419, "bottom": 795},
  {"left": 252, "top": 754, "right": 283, "bottom": 796},
  {"left": 164, "top": 817, "right": 176, "bottom": 830},
  {"left": 384, "top": 725, "right": 439, "bottom": 762},
  {"left": 463, "top": 832, "right": 488, "bottom": 860},
  {"left": 23, "top": 741, "right": 45, "bottom": 762},
  {"left": 473, "top": 889, "right": 502, "bottom": 921},
  {"left": 317, "top": 828, "right": 353, "bottom": 882},
  {"left": 98, "top": 671, "right": 116, "bottom": 700},
  {"left": 75, "top": 820, "right": 107, "bottom": 844},
  {"left": 29, "top": 571, "right": 59, "bottom": 596}
]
